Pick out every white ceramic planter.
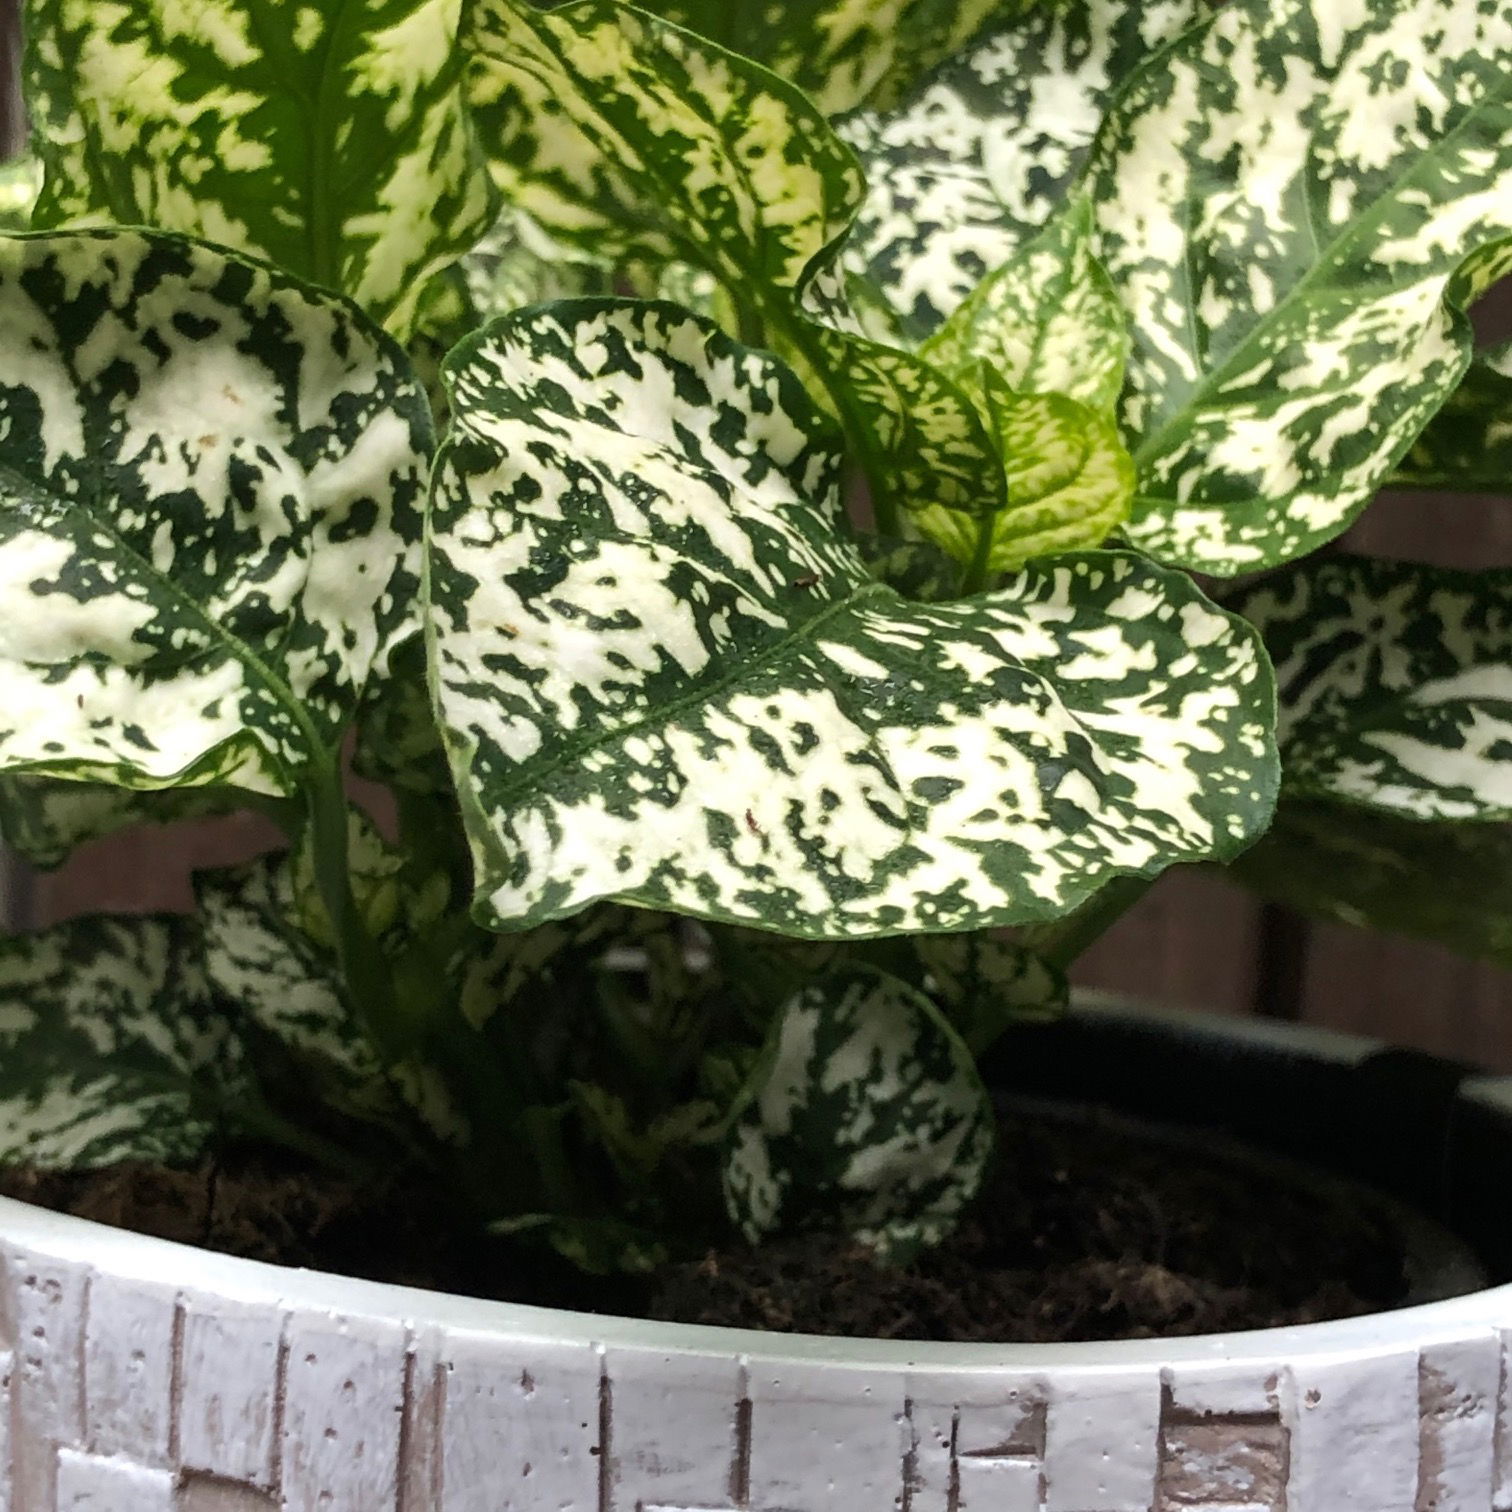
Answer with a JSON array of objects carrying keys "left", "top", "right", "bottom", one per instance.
[{"left": 4, "top": 998, "right": 1512, "bottom": 1512}]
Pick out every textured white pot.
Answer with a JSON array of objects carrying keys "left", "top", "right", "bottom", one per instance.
[{"left": 4, "top": 999, "right": 1512, "bottom": 1512}]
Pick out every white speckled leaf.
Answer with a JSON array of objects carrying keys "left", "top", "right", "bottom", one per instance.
[
  {"left": 429, "top": 301, "right": 1279, "bottom": 938},
  {"left": 467, "top": 0, "right": 863, "bottom": 292},
  {"left": 722, "top": 966, "right": 994, "bottom": 1259},
  {"left": 1233, "top": 801, "right": 1512, "bottom": 970},
  {"left": 0, "top": 230, "right": 429, "bottom": 800},
  {"left": 0, "top": 915, "right": 241, "bottom": 1168},
  {"left": 1238, "top": 556, "right": 1512, "bottom": 821},
  {"left": 913, "top": 378, "right": 1135, "bottom": 573},
  {"left": 922, "top": 199, "right": 1129, "bottom": 415},
  {"left": 641, "top": 0, "right": 1041, "bottom": 118},
  {"left": 23, "top": 0, "right": 496, "bottom": 335},
  {"left": 915, "top": 932, "right": 1066, "bottom": 1053},
  {"left": 1394, "top": 340, "right": 1512, "bottom": 491},
  {"left": 1096, "top": 0, "right": 1512, "bottom": 572},
  {"left": 841, "top": 0, "right": 1206, "bottom": 338},
  {"left": 195, "top": 853, "right": 383, "bottom": 1104}
]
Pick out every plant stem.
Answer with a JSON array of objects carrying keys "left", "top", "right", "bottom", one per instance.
[
  {"left": 305, "top": 758, "right": 406, "bottom": 1063},
  {"left": 959, "top": 514, "right": 996, "bottom": 595},
  {"left": 1018, "top": 873, "right": 1157, "bottom": 972}
]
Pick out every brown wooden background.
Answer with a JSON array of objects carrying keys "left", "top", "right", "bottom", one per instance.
[{"left": 2, "top": 3, "right": 1509, "bottom": 1066}]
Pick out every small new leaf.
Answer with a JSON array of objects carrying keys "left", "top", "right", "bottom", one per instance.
[
  {"left": 1238, "top": 556, "right": 1512, "bottom": 821},
  {"left": 722, "top": 966, "right": 994, "bottom": 1260},
  {"left": 1098, "top": 0, "right": 1512, "bottom": 572},
  {"left": 24, "top": 0, "right": 496, "bottom": 335},
  {"left": 0, "top": 915, "right": 239, "bottom": 1168},
  {"left": 429, "top": 301, "right": 1277, "bottom": 938},
  {"left": 914, "top": 378, "right": 1135, "bottom": 573},
  {"left": 0, "top": 230, "right": 430, "bottom": 801},
  {"left": 922, "top": 200, "right": 1130, "bottom": 416},
  {"left": 914, "top": 932, "right": 1066, "bottom": 1054}
]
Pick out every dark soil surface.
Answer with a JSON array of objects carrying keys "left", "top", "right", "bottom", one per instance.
[{"left": 0, "top": 1105, "right": 1433, "bottom": 1343}]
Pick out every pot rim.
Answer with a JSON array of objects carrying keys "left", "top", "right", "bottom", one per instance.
[{"left": 7, "top": 995, "right": 1512, "bottom": 1373}]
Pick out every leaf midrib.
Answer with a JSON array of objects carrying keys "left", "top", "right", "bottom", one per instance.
[
  {"left": 1126, "top": 56, "right": 1512, "bottom": 470},
  {"left": 0, "top": 462, "right": 326, "bottom": 785}
]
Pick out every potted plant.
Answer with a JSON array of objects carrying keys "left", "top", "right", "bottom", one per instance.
[{"left": 0, "top": 0, "right": 1509, "bottom": 1506}]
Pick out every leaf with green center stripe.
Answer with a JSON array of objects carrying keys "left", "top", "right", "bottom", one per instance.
[
  {"left": 1237, "top": 556, "right": 1512, "bottom": 821},
  {"left": 0, "top": 915, "right": 243, "bottom": 1168},
  {"left": 722, "top": 966, "right": 994, "bottom": 1259},
  {"left": 1392, "top": 341, "right": 1512, "bottom": 492},
  {"left": 428, "top": 300, "right": 1279, "bottom": 937},
  {"left": 23, "top": 0, "right": 496, "bottom": 337},
  {"left": 1092, "top": 0, "right": 1512, "bottom": 574},
  {"left": 640, "top": 0, "right": 1044, "bottom": 118},
  {"left": 840, "top": 0, "right": 1208, "bottom": 339},
  {"left": 921, "top": 199, "right": 1130, "bottom": 416},
  {"left": 0, "top": 230, "right": 429, "bottom": 802},
  {"left": 467, "top": 0, "right": 864, "bottom": 292},
  {"left": 1231, "top": 802, "right": 1512, "bottom": 971},
  {"left": 913, "top": 377, "right": 1136, "bottom": 574}
]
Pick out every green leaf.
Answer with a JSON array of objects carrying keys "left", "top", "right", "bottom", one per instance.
[
  {"left": 922, "top": 199, "right": 1129, "bottom": 416},
  {"left": 467, "top": 0, "right": 864, "bottom": 292},
  {"left": 23, "top": 0, "right": 496, "bottom": 336},
  {"left": 841, "top": 0, "right": 1206, "bottom": 338},
  {"left": 0, "top": 230, "right": 430, "bottom": 799},
  {"left": 0, "top": 156, "right": 40, "bottom": 231},
  {"left": 1393, "top": 340, "right": 1512, "bottom": 492},
  {"left": 429, "top": 301, "right": 1279, "bottom": 938},
  {"left": 722, "top": 966, "right": 994, "bottom": 1259},
  {"left": 913, "top": 378, "right": 1135, "bottom": 574},
  {"left": 914, "top": 932, "right": 1066, "bottom": 1053},
  {"left": 640, "top": 0, "right": 1042, "bottom": 118},
  {"left": 353, "top": 634, "right": 454, "bottom": 800},
  {"left": 1095, "top": 0, "right": 1512, "bottom": 573},
  {"left": 1237, "top": 555, "right": 1512, "bottom": 821},
  {"left": 1232, "top": 801, "right": 1512, "bottom": 970},
  {"left": 0, "top": 915, "right": 241, "bottom": 1167}
]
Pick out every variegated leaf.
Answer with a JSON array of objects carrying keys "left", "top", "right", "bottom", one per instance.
[
  {"left": 722, "top": 966, "right": 994, "bottom": 1259},
  {"left": 467, "top": 0, "right": 863, "bottom": 292},
  {"left": 841, "top": 0, "right": 1206, "bottom": 337},
  {"left": 23, "top": 0, "right": 496, "bottom": 335},
  {"left": 921, "top": 199, "right": 1129, "bottom": 415},
  {"left": 429, "top": 301, "right": 1278, "bottom": 937},
  {"left": 0, "top": 777, "right": 279, "bottom": 870},
  {"left": 1096, "top": 0, "right": 1512, "bottom": 572},
  {"left": 913, "top": 378, "right": 1135, "bottom": 573},
  {"left": 1238, "top": 556, "right": 1512, "bottom": 821},
  {"left": 914, "top": 932, "right": 1066, "bottom": 1053},
  {"left": 195, "top": 854, "right": 384, "bottom": 1108},
  {"left": 1232, "top": 801, "right": 1512, "bottom": 970},
  {"left": 0, "top": 915, "right": 241, "bottom": 1167},
  {"left": 640, "top": 0, "right": 1037, "bottom": 118},
  {"left": 0, "top": 156, "right": 40, "bottom": 231},
  {"left": 0, "top": 230, "right": 429, "bottom": 799},
  {"left": 353, "top": 634, "right": 454, "bottom": 799},
  {"left": 194, "top": 845, "right": 468, "bottom": 1145},
  {"left": 805, "top": 321, "right": 1007, "bottom": 521},
  {"left": 1393, "top": 340, "right": 1512, "bottom": 492}
]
